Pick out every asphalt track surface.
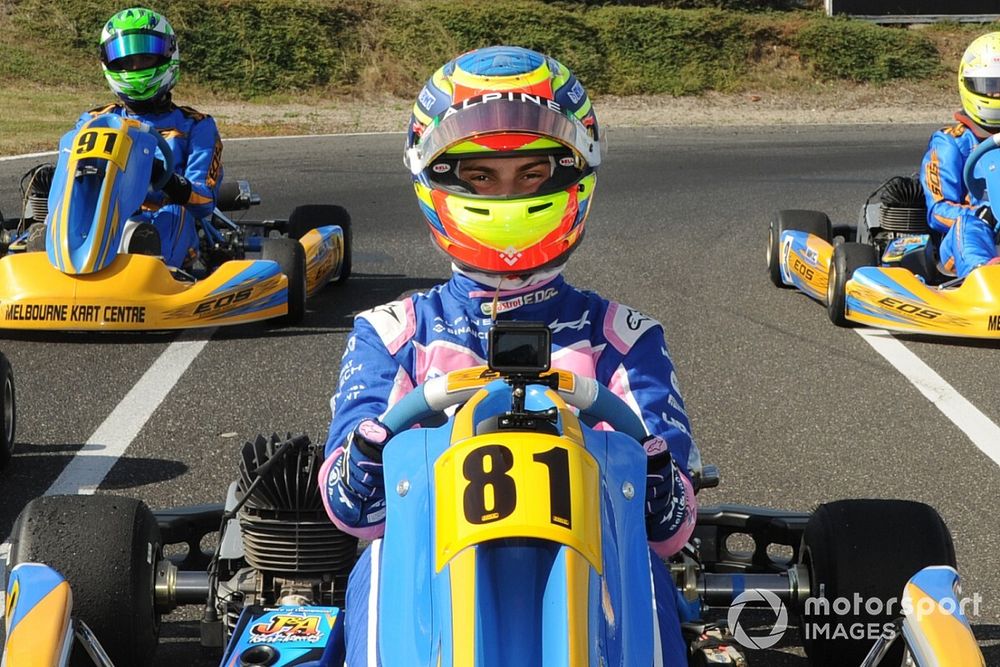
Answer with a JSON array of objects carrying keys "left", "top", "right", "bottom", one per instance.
[{"left": 0, "top": 125, "right": 997, "bottom": 665}]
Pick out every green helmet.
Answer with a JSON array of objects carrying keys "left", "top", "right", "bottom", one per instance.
[{"left": 99, "top": 7, "right": 179, "bottom": 105}]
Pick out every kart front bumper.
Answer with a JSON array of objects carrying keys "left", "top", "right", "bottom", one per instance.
[{"left": 0, "top": 252, "right": 289, "bottom": 330}]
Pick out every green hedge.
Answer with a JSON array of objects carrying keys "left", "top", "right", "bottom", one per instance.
[
  {"left": 795, "top": 19, "right": 942, "bottom": 82},
  {"left": 2, "top": 0, "right": 943, "bottom": 97}
]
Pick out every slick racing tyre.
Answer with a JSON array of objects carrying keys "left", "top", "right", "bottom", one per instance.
[
  {"left": 0, "top": 352, "right": 14, "bottom": 469},
  {"left": 799, "top": 499, "right": 955, "bottom": 667},
  {"left": 826, "top": 242, "right": 877, "bottom": 327},
  {"left": 767, "top": 210, "right": 832, "bottom": 288},
  {"left": 8, "top": 495, "right": 162, "bottom": 666},
  {"left": 288, "top": 204, "right": 352, "bottom": 283},
  {"left": 263, "top": 237, "right": 307, "bottom": 325}
]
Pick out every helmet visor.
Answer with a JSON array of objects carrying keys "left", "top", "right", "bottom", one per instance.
[
  {"left": 965, "top": 76, "right": 1000, "bottom": 97},
  {"left": 101, "top": 31, "right": 175, "bottom": 67},
  {"left": 406, "top": 97, "right": 601, "bottom": 175}
]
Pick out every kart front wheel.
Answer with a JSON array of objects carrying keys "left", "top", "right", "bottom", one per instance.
[
  {"left": 826, "top": 242, "right": 877, "bottom": 327},
  {"left": 263, "top": 237, "right": 307, "bottom": 325},
  {"left": 288, "top": 204, "right": 352, "bottom": 284},
  {"left": 7, "top": 495, "right": 162, "bottom": 666},
  {"left": 0, "top": 352, "right": 14, "bottom": 468},
  {"left": 767, "top": 210, "right": 832, "bottom": 288},
  {"left": 799, "top": 499, "right": 955, "bottom": 667}
]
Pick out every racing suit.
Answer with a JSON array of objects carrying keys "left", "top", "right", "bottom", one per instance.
[
  {"left": 920, "top": 111, "right": 1000, "bottom": 276},
  {"left": 320, "top": 269, "right": 701, "bottom": 665},
  {"left": 76, "top": 99, "right": 223, "bottom": 267}
]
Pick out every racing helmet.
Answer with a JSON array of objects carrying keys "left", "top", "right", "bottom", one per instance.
[
  {"left": 99, "top": 7, "right": 179, "bottom": 107},
  {"left": 958, "top": 32, "right": 1000, "bottom": 128},
  {"left": 405, "top": 46, "right": 603, "bottom": 275}
]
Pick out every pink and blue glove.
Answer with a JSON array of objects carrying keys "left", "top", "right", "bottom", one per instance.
[{"left": 322, "top": 418, "right": 393, "bottom": 539}]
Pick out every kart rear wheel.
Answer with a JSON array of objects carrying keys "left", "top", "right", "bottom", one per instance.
[
  {"left": 0, "top": 353, "right": 14, "bottom": 468},
  {"left": 799, "top": 499, "right": 955, "bottom": 667},
  {"left": 263, "top": 237, "right": 307, "bottom": 325},
  {"left": 7, "top": 495, "right": 162, "bottom": 666},
  {"left": 288, "top": 204, "right": 352, "bottom": 284},
  {"left": 767, "top": 210, "right": 832, "bottom": 288},
  {"left": 826, "top": 242, "right": 877, "bottom": 327}
]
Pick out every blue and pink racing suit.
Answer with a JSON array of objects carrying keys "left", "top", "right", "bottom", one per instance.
[
  {"left": 320, "top": 269, "right": 701, "bottom": 665},
  {"left": 920, "top": 112, "right": 1000, "bottom": 277},
  {"left": 76, "top": 101, "right": 223, "bottom": 267}
]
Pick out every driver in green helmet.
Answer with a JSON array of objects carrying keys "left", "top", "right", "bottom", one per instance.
[{"left": 31, "top": 7, "right": 223, "bottom": 267}]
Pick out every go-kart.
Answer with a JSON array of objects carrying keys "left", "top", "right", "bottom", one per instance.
[
  {"left": 2, "top": 323, "right": 984, "bottom": 666},
  {"left": 0, "top": 113, "right": 350, "bottom": 330},
  {"left": 767, "top": 134, "right": 1000, "bottom": 338}
]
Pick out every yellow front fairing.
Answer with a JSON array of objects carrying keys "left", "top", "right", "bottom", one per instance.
[
  {"left": 434, "top": 385, "right": 602, "bottom": 573},
  {"left": 845, "top": 264, "right": 1000, "bottom": 337},
  {"left": 0, "top": 252, "right": 288, "bottom": 330}
]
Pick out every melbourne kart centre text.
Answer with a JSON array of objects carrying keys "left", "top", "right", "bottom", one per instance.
[{"left": 3, "top": 303, "right": 146, "bottom": 323}]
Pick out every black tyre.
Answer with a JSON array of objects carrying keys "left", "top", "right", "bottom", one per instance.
[
  {"left": 262, "top": 237, "right": 307, "bottom": 325},
  {"left": 7, "top": 495, "right": 162, "bottom": 666},
  {"left": 288, "top": 204, "right": 352, "bottom": 284},
  {"left": 767, "top": 210, "right": 832, "bottom": 288},
  {"left": 800, "top": 499, "right": 955, "bottom": 667},
  {"left": 826, "top": 242, "right": 878, "bottom": 327},
  {"left": 0, "top": 353, "right": 14, "bottom": 468}
]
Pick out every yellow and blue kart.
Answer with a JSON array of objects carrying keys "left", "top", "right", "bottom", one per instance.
[
  {"left": 0, "top": 114, "right": 350, "bottom": 331},
  {"left": 767, "top": 138, "right": 1000, "bottom": 339},
  {"left": 0, "top": 325, "right": 983, "bottom": 666}
]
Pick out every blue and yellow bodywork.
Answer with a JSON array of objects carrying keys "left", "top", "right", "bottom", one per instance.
[
  {"left": 777, "top": 228, "right": 1000, "bottom": 338},
  {"left": 901, "top": 566, "right": 985, "bottom": 667},
  {"left": 777, "top": 229, "right": 833, "bottom": 301},
  {"left": 842, "top": 264, "right": 1000, "bottom": 338},
  {"left": 3, "top": 563, "right": 74, "bottom": 667},
  {"left": 0, "top": 114, "right": 346, "bottom": 330},
  {"left": 378, "top": 376, "right": 655, "bottom": 666}
]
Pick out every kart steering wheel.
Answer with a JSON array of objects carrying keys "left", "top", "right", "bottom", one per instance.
[
  {"left": 962, "top": 132, "right": 1000, "bottom": 203},
  {"left": 145, "top": 126, "right": 175, "bottom": 192},
  {"left": 379, "top": 370, "right": 648, "bottom": 444}
]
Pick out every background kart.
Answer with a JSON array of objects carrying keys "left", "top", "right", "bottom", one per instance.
[
  {"left": 1, "top": 328, "right": 981, "bottom": 666},
  {"left": 766, "top": 135, "right": 1000, "bottom": 338},
  {"left": 0, "top": 114, "right": 351, "bottom": 331}
]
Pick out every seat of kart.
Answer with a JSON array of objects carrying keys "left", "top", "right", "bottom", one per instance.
[{"left": 898, "top": 234, "right": 955, "bottom": 286}]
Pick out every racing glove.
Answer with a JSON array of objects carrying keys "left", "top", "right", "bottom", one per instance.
[
  {"left": 150, "top": 160, "right": 192, "bottom": 205},
  {"left": 324, "top": 418, "right": 392, "bottom": 534},
  {"left": 975, "top": 204, "right": 997, "bottom": 227},
  {"left": 642, "top": 435, "right": 692, "bottom": 546}
]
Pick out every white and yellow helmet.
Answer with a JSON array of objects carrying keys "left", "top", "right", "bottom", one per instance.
[{"left": 959, "top": 32, "right": 1000, "bottom": 128}]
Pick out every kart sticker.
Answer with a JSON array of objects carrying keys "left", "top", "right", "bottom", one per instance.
[
  {"left": 3, "top": 303, "right": 146, "bottom": 324},
  {"left": 249, "top": 614, "right": 325, "bottom": 644},
  {"left": 434, "top": 434, "right": 601, "bottom": 572}
]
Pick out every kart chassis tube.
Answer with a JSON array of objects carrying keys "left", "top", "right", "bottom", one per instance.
[{"left": 150, "top": 503, "right": 814, "bottom": 610}]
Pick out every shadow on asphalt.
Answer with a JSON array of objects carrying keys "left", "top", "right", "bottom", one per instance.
[{"left": 0, "top": 449, "right": 187, "bottom": 537}]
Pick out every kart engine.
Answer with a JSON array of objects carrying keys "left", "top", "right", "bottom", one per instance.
[
  {"left": 216, "top": 434, "right": 358, "bottom": 632},
  {"left": 872, "top": 175, "right": 929, "bottom": 244},
  {"left": 20, "top": 164, "right": 55, "bottom": 225}
]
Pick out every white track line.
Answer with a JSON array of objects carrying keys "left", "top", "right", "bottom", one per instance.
[
  {"left": 45, "top": 329, "right": 213, "bottom": 495},
  {"left": 856, "top": 329, "right": 1000, "bottom": 466}
]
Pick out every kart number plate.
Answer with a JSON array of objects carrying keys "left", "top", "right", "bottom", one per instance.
[
  {"left": 73, "top": 128, "right": 133, "bottom": 170},
  {"left": 433, "top": 434, "right": 601, "bottom": 572}
]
